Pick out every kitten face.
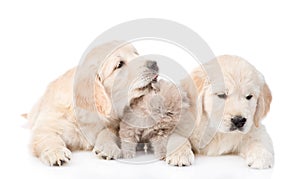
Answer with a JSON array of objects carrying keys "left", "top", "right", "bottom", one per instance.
[
  {"left": 122, "top": 80, "right": 190, "bottom": 129},
  {"left": 148, "top": 80, "right": 190, "bottom": 123}
]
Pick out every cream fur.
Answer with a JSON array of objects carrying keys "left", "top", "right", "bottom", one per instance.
[
  {"left": 166, "top": 55, "right": 274, "bottom": 169},
  {"left": 28, "top": 41, "right": 158, "bottom": 166}
]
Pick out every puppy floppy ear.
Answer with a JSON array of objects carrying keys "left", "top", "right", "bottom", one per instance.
[
  {"left": 94, "top": 74, "right": 112, "bottom": 116},
  {"left": 74, "top": 42, "right": 125, "bottom": 116},
  {"left": 74, "top": 69, "right": 111, "bottom": 116},
  {"left": 191, "top": 67, "right": 209, "bottom": 114},
  {"left": 254, "top": 83, "right": 272, "bottom": 127},
  {"left": 180, "top": 66, "right": 207, "bottom": 110},
  {"left": 192, "top": 68, "right": 208, "bottom": 94}
]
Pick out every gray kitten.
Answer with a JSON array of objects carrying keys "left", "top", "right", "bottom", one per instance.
[{"left": 119, "top": 80, "right": 190, "bottom": 159}]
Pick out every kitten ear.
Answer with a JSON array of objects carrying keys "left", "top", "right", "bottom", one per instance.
[{"left": 180, "top": 90, "right": 190, "bottom": 109}]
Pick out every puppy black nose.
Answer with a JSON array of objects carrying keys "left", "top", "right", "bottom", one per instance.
[
  {"left": 146, "top": 61, "right": 158, "bottom": 72},
  {"left": 231, "top": 116, "right": 247, "bottom": 128}
]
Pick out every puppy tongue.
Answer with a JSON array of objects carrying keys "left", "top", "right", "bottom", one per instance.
[{"left": 152, "top": 75, "right": 158, "bottom": 82}]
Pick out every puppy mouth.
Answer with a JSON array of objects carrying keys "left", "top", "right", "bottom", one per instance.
[
  {"left": 152, "top": 74, "right": 158, "bottom": 82},
  {"left": 128, "top": 73, "right": 158, "bottom": 107},
  {"left": 136, "top": 73, "right": 158, "bottom": 90},
  {"left": 229, "top": 125, "right": 244, "bottom": 132}
]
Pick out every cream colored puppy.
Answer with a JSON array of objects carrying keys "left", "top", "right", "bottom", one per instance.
[
  {"left": 166, "top": 55, "right": 274, "bottom": 169},
  {"left": 27, "top": 41, "right": 159, "bottom": 166}
]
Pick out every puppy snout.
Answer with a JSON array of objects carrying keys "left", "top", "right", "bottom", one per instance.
[
  {"left": 146, "top": 61, "right": 158, "bottom": 72},
  {"left": 231, "top": 116, "right": 247, "bottom": 128}
]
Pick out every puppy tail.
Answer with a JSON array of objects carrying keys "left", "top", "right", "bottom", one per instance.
[
  {"left": 21, "top": 113, "right": 28, "bottom": 119},
  {"left": 20, "top": 113, "right": 33, "bottom": 129}
]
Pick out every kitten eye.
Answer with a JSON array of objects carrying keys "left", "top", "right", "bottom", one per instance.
[
  {"left": 217, "top": 93, "right": 227, "bottom": 99},
  {"left": 166, "top": 112, "right": 174, "bottom": 116},
  {"left": 115, "top": 61, "right": 125, "bottom": 69},
  {"left": 246, "top": 94, "right": 253, "bottom": 100}
]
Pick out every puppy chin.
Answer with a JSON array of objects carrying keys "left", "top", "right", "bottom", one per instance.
[
  {"left": 238, "top": 124, "right": 252, "bottom": 134},
  {"left": 217, "top": 125, "right": 251, "bottom": 134},
  {"left": 230, "top": 128, "right": 248, "bottom": 134}
]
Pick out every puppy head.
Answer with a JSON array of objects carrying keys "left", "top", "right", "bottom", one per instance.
[
  {"left": 193, "top": 55, "right": 272, "bottom": 134},
  {"left": 74, "top": 41, "right": 158, "bottom": 118},
  {"left": 109, "top": 57, "right": 159, "bottom": 117}
]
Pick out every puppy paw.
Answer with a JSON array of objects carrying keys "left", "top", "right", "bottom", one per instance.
[
  {"left": 93, "top": 143, "right": 121, "bottom": 160},
  {"left": 40, "top": 147, "right": 71, "bottom": 166},
  {"left": 246, "top": 148, "right": 274, "bottom": 169},
  {"left": 166, "top": 146, "right": 194, "bottom": 167},
  {"left": 122, "top": 150, "right": 136, "bottom": 159}
]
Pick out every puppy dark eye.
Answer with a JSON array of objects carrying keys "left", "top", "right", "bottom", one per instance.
[
  {"left": 217, "top": 93, "right": 227, "bottom": 99},
  {"left": 166, "top": 112, "right": 174, "bottom": 116},
  {"left": 246, "top": 94, "right": 253, "bottom": 100},
  {"left": 115, "top": 61, "right": 125, "bottom": 69}
]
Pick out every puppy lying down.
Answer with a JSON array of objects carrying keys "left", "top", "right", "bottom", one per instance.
[{"left": 119, "top": 80, "right": 190, "bottom": 159}]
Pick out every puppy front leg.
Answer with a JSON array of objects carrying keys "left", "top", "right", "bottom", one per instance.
[
  {"left": 240, "top": 125, "right": 274, "bottom": 169},
  {"left": 165, "top": 133, "right": 194, "bottom": 166},
  {"left": 93, "top": 128, "right": 121, "bottom": 160},
  {"left": 31, "top": 128, "right": 71, "bottom": 166},
  {"left": 166, "top": 111, "right": 196, "bottom": 166}
]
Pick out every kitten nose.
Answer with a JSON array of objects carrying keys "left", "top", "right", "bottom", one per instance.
[
  {"left": 231, "top": 116, "right": 247, "bottom": 128},
  {"left": 146, "top": 61, "right": 158, "bottom": 72}
]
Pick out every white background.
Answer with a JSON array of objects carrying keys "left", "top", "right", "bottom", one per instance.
[{"left": 0, "top": 0, "right": 299, "bottom": 179}]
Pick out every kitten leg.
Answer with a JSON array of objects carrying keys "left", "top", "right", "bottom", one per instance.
[
  {"left": 151, "top": 137, "right": 168, "bottom": 160},
  {"left": 121, "top": 140, "right": 137, "bottom": 159}
]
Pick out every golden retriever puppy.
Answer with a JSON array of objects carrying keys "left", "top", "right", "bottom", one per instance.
[
  {"left": 166, "top": 55, "right": 274, "bottom": 169},
  {"left": 119, "top": 80, "right": 190, "bottom": 159},
  {"left": 27, "top": 41, "right": 159, "bottom": 166}
]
